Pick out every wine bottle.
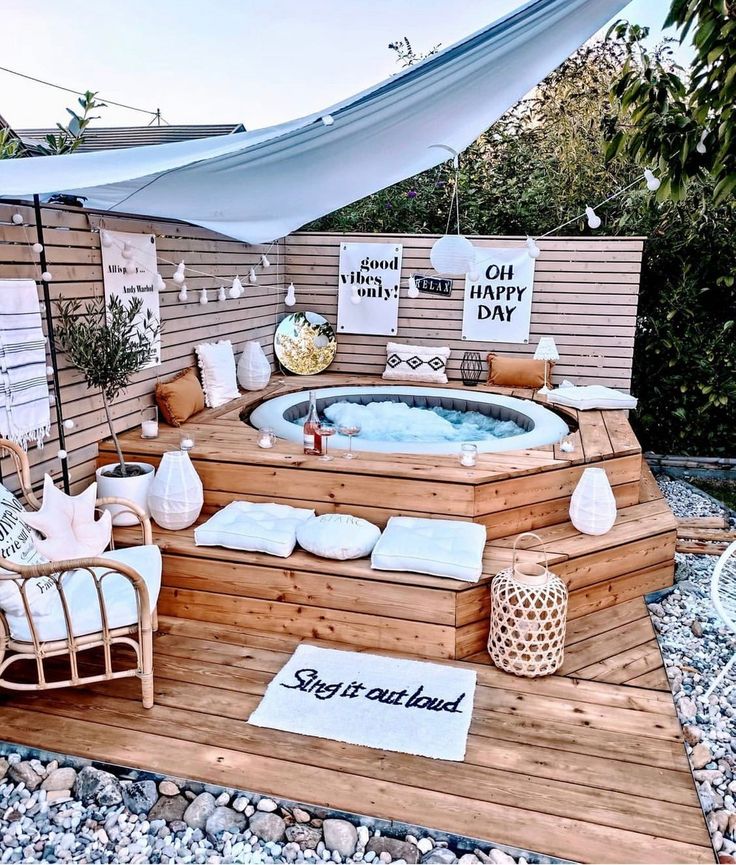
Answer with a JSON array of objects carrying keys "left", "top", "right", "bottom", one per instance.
[{"left": 303, "top": 391, "right": 323, "bottom": 455}]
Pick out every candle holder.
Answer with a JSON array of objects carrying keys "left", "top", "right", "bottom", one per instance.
[
  {"left": 179, "top": 433, "right": 195, "bottom": 451},
  {"left": 257, "top": 428, "right": 276, "bottom": 449},
  {"left": 140, "top": 406, "right": 159, "bottom": 439},
  {"left": 460, "top": 351, "right": 484, "bottom": 386},
  {"left": 459, "top": 442, "right": 478, "bottom": 467}
]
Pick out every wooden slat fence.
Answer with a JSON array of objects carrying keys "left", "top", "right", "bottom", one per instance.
[
  {"left": 0, "top": 201, "right": 284, "bottom": 491},
  {"left": 285, "top": 232, "right": 643, "bottom": 388}
]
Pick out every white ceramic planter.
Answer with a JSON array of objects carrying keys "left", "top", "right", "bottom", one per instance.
[
  {"left": 569, "top": 467, "right": 617, "bottom": 535},
  {"left": 237, "top": 340, "right": 271, "bottom": 391},
  {"left": 96, "top": 462, "right": 155, "bottom": 527},
  {"left": 147, "top": 450, "right": 203, "bottom": 530}
]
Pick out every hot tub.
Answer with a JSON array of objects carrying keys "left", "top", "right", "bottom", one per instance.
[{"left": 248, "top": 385, "right": 569, "bottom": 455}]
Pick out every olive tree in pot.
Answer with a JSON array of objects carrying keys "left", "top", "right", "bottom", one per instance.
[{"left": 55, "top": 295, "right": 161, "bottom": 525}]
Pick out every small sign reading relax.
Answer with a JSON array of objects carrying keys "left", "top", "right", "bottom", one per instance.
[
  {"left": 248, "top": 644, "right": 477, "bottom": 761},
  {"left": 415, "top": 276, "right": 453, "bottom": 296}
]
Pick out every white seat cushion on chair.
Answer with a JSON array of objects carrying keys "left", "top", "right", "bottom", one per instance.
[
  {"left": 371, "top": 516, "right": 486, "bottom": 582},
  {"left": 6, "top": 545, "right": 162, "bottom": 643},
  {"left": 194, "top": 502, "right": 315, "bottom": 558},
  {"left": 297, "top": 514, "right": 381, "bottom": 560}
]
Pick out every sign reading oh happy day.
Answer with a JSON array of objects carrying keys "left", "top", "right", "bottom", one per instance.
[{"left": 462, "top": 247, "right": 536, "bottom": 344}]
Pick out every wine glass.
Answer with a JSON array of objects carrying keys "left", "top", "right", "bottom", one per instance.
[
  {"left": 338, "top": 422, "right": 361, "bottom": 459},
  {"left": 317, "top": 421, "right": 336, "bottom": 461}
]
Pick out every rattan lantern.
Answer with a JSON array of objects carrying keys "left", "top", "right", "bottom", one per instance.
[
  {"left": 460, "top": 351, "right": 483, "bottom": 386},
  {"left": 488, "top": 532, "right": 568, "bottom": 677}
]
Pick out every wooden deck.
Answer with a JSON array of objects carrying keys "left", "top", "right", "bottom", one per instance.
[{"left": 0, "top": 609, "right": 712, "bottom": 864}]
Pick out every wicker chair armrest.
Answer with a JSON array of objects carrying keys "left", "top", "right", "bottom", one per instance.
[
  {"left": 0, "top": 553, "right": 152, "bottom": 613},
  {"left": 96, "top": 497, "right": 153, "bottom": 545},
  {"left": 0, "top": 438, "right": 40, "bottom": 510}
]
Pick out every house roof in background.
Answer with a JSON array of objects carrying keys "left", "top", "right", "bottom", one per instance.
[{"left": 16, "top": 123, "right": 246, "bottom": 153}]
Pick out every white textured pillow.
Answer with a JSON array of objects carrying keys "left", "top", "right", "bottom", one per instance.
[
  {"left": 382, "top": 342, "right": 450, "bottom": 384},
  {"left": 195, "top": 340, "right": 240, "bottom": 408},
  {"left": 547, "top": 384, "right": 638, "bottom": 411},
  {"left": 371, "top": 516, "right": 486, "bottom": 582},
  {"left": 194, "top": 502, "right": 315, "bottom": 558},
  {"left": 0, "top": 483, "right": 54, "bottom": 618},
  {"left": 297, "top": 514, "right": 381, "bottom": 560}
]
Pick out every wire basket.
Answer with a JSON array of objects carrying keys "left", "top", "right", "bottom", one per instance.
[{"left": 488, "top": 532, "right": 568, "bottom": 677}]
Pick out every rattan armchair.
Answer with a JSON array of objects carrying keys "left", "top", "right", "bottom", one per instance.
[{"left": 0, "top": 438, "right": 157, "bottom": 708}]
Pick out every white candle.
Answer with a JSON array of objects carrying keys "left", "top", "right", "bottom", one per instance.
[
  {"left": 459, "top": 443, "right": 478, "bottom": 467},
  {"left": 258, "top": 434, "right": 274, "bottom": 448},
  {"left": 460, "top": 454, "right": 476, "bottom": 466},
  {"left": 141, "top": 420, "right": 158, "bottom": 438},
  {"left": 180, "top": 436, "right": 195, "bottom": 450}
]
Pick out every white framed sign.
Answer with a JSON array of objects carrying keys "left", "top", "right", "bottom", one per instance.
[
  {"left": 100, "top": 230, "right": 161, "bottom": 367},
  {"left": 462, "top": 247, "right": 535, "bottom": 344},
  {"left": 337, "top": 242, "right": 402, "bottom": 336}
]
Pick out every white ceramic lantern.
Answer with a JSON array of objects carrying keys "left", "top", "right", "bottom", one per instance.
[
  {"left": 147, "top": 450, "right": 203, "bottom": 530},
  {"left": 569, "top": 467, "right": 617, "bottom": 535},
  {"left": 237, "top": 341, "right": 272, "bottom": 391},
  {"left": 429, "top": 234, "right": 475, "bottom": 275}
]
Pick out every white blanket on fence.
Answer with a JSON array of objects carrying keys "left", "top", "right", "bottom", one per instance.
[{"left": 0, "top": 280, "right": 50, "bottom": 449}]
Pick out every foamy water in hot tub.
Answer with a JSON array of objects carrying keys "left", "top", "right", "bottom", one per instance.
[
  {"left": 248, "top": 385, "right": 570, "bottom": 455},
  {"left": 297, "top": 400, "right": 526, "bottom": 443}
]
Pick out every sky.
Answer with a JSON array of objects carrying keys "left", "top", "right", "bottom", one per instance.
[{"left": 0, "top": 0, "right": 687, "bottom": 131}]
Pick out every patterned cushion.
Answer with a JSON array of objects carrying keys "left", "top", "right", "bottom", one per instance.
[{"left": 382, "top": 342, "right": 450, "bottom": 384}]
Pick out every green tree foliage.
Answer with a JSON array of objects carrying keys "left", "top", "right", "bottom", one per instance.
[
  {"left": 54, "top": 296, "right": 160, "bottom": 476},
  {"left": 0, "top": 91, "right": 104, "bottom": 159},
  {"left": 308, "top": 34, "right": 735, "bottom": 455},
  {"left": 608, "top": 0, "right": 735, "bottom": 204}
]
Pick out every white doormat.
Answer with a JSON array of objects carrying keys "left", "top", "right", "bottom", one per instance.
[{"left": 248, "top": 644, "right": 477, "bottom": 761}]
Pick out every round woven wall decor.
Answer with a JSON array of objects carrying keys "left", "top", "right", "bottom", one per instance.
[{"left": 488, "top": 532, "right": 568, "bottom": 677}]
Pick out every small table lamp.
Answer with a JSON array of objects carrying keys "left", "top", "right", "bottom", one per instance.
[{"left": 533, "top": 336, "right": 559, "bottom": 395}]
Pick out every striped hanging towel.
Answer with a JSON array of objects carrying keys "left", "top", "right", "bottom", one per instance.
[{"left": 0, "top": 280, "right": 50, "bottom": 449}]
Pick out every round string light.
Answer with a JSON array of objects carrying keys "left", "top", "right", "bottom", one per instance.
[
  {"left": 11, "top": 213, "right": 23, "bottom": 225},
  {"left": 407, "top": 276, "right": 419, "bottom": 299},
  {"left": 32, "top": 242, "right": 44, "bottom": 254},
  {"left": 199, "top": 288, "right": 209, "bottom": 305},
  {"left": 585, "top": 206, "right": 601, "bottom": 229},
  {"left": 249, "top": 268, "right": 258, "bottom": 284},
  {"left": 172, "top": 261, "right": 186, "bottom": 285},
  {"left": 526, "top": 236, "right": 541, "bottom": 259},
  {"left": 178, "top": 284, "right": 188, "bottom": 302},
  {"left": 285, "top": 282, "right": 296, "bottom": 307}
]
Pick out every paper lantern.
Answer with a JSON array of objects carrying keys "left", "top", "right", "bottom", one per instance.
[
  {"left": 147, "top": 450, "right": 203, "bottom": 530},
  {"left": 237, "top": 341, "right": 271, "bottom": 391},
  {"left": 569, "top": 467, "right": 616, "bottom": 535},
  {"left": 430, "top": 234, "right": 475, "bottom": 275}
]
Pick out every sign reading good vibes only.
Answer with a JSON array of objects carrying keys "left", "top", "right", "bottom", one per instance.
[
  {"left": 248, "top": 645, "right": 477, "bottom": 761},
  {"left": 337, "top": 242, "right": 403, "bottom": 337}
]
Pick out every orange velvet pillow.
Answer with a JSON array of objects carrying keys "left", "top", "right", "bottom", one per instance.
[
  {"left": 155, "top": 367, "right": 205, "bottom": 427},
  {"left": 487, "top": 354, "right": 553, "bottom": 389}
]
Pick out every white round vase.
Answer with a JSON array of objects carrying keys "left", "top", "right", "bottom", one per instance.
[
  {"left": 147, "top": 450, "right": 204, "bottom": 530},
  {"left": 569, "top": 467, "right": 617, "bottom": 536},
  {"left": 96, "top": 462, "right": 155, "bottom": 527},
  {"left": 237, "top": 341, "right": 271, "bottom": 391}
]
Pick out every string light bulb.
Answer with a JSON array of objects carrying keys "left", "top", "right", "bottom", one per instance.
[
  {"left": 125, "top": 263, "right": 136, "bottom": 274},
  {"left": 644, "top": 169, "right": 661, "bottom": 191},
  {"left": 350, "top": 284, "right": 362, "bottom": 305},
  {"left": 260, "top": 254, "right": 271, "bottom": 268},
  {"left": 63, "top": 419, "right": 75, "bottom": 431},
  {"left": 178, "top": 284, "right": 188, "bottom": 302},
  {"left": 121, "top": 243, "right": 134, "bottom": 259},
  {"left": 57, "top": 449, "right": 67, "bottom": 461},
  {"left": 218, "top": 285, "right": 226, "bottom": 302},
  {"left": 696, "top": 130, "right": 707, "bottom": 154},
  {"left": 229, "top": 276, "right": 243, "bottom": 299},
  {"left": 41, "top": 271, "right": 53, "bottom": 282},
  {"left": 199, "top": 288, "right": 209, "bottom": 305},
  {"left": 46, "top": 366, "right": 54, "bottom": 376},
  {"left": 154, "top": 273, "right": 165, "bottom": 291},
  {"left": 585, "top": 206, "right": 601, "bottom": 230},
  {"left": 11, "top": 213, "right": 23, "bottom": 225},
  {"left": 249, "top": 268, "right": 258, "bottom": 284},
  {"left": 100, "top": 229, "right": 113, "bottom": 247},
  {"left": 526, "top": 236, "right": 541, "bottom": 259},
  {"left": 285, "top": 282, "right": 296, "bottom": 307},
  {"left": 172, "top": 261, "right": 186, "bottom": 285},
  {"left": 407, "top": 276, "right": 419, "bottom": 299},
  {"left": 32, "top": 242, "right": 44, "bottom": 254}
]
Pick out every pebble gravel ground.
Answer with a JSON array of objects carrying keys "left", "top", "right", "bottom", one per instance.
[
  {"left": 651, "top": 475, "right": 736, "bottom": 862},
  {"left": 0, "top": 757, "right": 552, "bottom": 865}
]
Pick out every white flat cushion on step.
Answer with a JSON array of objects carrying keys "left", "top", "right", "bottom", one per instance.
[
  {"left": 194, "top": 502, "right": 315, "bottom": 558},
  {"left": 7, "top": 545, "right": 162, "bottom": 643},
  {"left": 371, "top": 516, "right": 486, "bottom": 582},
  {"left": 547, "top": 384, "right": 637, "bottom": 411},
  {"left": 297, "top": 514, "right": 381, "bottom": 560}
]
